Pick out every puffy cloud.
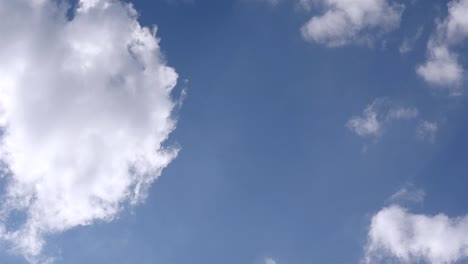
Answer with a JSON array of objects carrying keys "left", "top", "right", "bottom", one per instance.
[
  {"left": 0, "top": 0, "right": 178, "bottom": 262},
  {"left": 300, "top": 0, "right": 404, "bottom": 47},
  {"left": 365, "top": 206, "right": 468, "bottom": 264},
  {"left": 417, "top": 0, "right": 468, "bottom": 92},
  {"left": 347, "top": 99, "right": 419, "bottom": 139},
  {"left": 347, "top": 106, "right": 382, "bottom": 137},
  {"left": 265, "top": 258, "right": 277, "bottom": 264},
  {"left": 417, "top": 44, "right": 464, "bottom": 90}
]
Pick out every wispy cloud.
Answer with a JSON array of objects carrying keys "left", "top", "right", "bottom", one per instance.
[
  {"left": 417, "top": 120, "right": 438, "bottom": 142},
  {"left": 0, "top": 0, "right": 178, "bottom": 262},
  {"left": 347, "top": 98, "right": 420, "bottom": 139},
  {"left": 388, "top": 187, "right": 425, "bottom": 204},
  {"left": 386, "top": 106, "right": 419, "bottom": 121},
  {"left": 399, "top": 26, "right": 424, "bottom": 54}
]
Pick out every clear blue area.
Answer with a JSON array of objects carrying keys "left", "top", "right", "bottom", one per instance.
[{"left": 3, "top": 0, "right": 468, "bottom": 263}]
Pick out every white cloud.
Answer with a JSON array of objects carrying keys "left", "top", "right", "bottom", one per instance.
[
  {"left": 347, "top": 106, "right": 382, "bottom": 137},
  {"left": 417, "top": 44, "right": 464, "bottom": 90},
  {"left": 265, "top": 258, "right": 277, "bottom": 264},
  {"left": 0, "top": 0, "right": 178, "bottom": 262},
  {"left": 417, "top": 0, "right": 468, "bottom": 92},
  {"left": 417, "top": 120, "right": 438, "bottom": 142},
  {"left": 347, "top": 99, "right": 419, "bottom": 139},
  {"left": 365, "top": 205, "right": 468, "bottom": 264},
  {"left": 300, "top": 0, "right": 404, "bottom": 47}
]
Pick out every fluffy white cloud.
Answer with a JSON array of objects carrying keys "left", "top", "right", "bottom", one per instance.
[
  {"left": 417, "top": 0, "right": 468, "bottom": 92},
  {"left": 265, "top": 258, "right": 277, "bottom": 264},
  {"left": 300, "top": 0, "right": 404, "bottom": 47},
  {"left": 365, "top": 206, "right": 468, "bottom": 264},
  {"left": 0, "top": 0, "right": 178, "bottom": 262},
  {"left": 347, "top": 99, "right": 419, "bottom": 138}
]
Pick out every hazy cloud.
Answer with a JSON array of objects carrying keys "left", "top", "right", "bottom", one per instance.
[
  {"left": 399, "top": 26, "right": 424, "bottom": 54},
  {"left": 417, "top": 120, "right": 438, "bottom": 142},
  {"left": 386, "top": 106, "right": 419, "bottom": 121},
  {"left": 388, "top": 187, "right": 425, "bottom": 204}
]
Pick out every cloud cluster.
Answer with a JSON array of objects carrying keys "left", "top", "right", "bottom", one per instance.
[
  {"left": 0, "top": 0, "right": 178, "bottom": 262},
  {"left": 346, "top": 98, "right": 420, "bottom": 139},
  {"left": 365, "top": 205, "right": 468, "bottom": 264},
  {"left": 300, "top": 0, "right": 404, "bottom": 47},
  {"left": 417, "top": 0, "right": 468, "bottom": 93}
]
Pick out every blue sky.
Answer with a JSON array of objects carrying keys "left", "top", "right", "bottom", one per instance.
[{"left": 0, "top": 0, "right": 468, "bottom": 264}]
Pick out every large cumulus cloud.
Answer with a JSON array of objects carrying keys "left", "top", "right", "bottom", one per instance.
[{"left": 0, "top": 0, "right": 179, "bottom": 262}]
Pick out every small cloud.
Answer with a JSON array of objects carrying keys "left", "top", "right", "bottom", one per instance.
[
  {"left": 347, "top": 98, "right": 419, "bottom": 139},
  {"left": 347, "top": 106, "right": 382, "bottom": 138},
  {"left": 399, "top": 41, "right": 412, "bottom": 54},
  {"left": 265, "top": 258, "right": 277, "bottom": 264},
  {"left": 388, "top": 187, "right": 425, "bottom": 204},
  {"left": 386, "top": 106, "right": 419, "bottom": 121},
  {"left": 417, "top": 120, "right": 438, "bottom": 142},
  {"left": 399, "top": 26, "right": 424, "bottom": 54}
]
